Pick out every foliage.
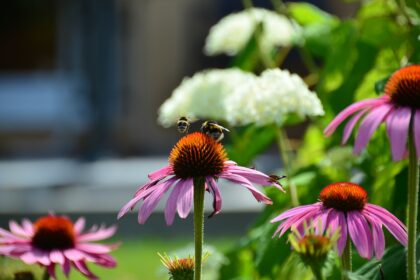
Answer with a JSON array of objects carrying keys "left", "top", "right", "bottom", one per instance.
[{"left": 219, "top": 0, "right": 420, "bottom": 279}]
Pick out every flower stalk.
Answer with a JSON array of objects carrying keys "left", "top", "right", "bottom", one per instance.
[
  {"left": 193, "top": 177, "right": 206, "bottom": 280},
  {"left": 42, "top": 269, "right": 49, "bottom": 280},
  {"left": 407, "top": 127, "right": 419, "bottom": 280},
  {"left": 276, "top": 127, "right": 299, "bottom": 206},
  {"left": 341, "top": 237, "right": 352, "bottom": 280}
]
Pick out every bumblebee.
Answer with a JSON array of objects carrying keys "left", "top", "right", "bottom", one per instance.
[
  {"left": 177, "top": 117, "right": 190, "bottom": 134},
  {"left": 201, "top": 120, "right": 229, "bottom": 142}
]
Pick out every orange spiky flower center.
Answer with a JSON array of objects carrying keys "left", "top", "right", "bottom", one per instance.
[
  {"left": 169, "top": 132, "right": 227, "bottom": 179},
  {"left": 32, "top": 216, "right": 75, "bottom": 251},
  {"left": 385, "top": 65, "right": 420, "bottom": 108},
  {"left": 319, "top": 182, "right": 367, "bottom": 211}
]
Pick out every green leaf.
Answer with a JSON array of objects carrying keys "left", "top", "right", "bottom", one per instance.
[{"left": 288, "top": 3, "right": 337, "bottom": 25}]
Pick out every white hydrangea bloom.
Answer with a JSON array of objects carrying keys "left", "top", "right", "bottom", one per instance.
[
  {"left": 225, "top": 69, "right": 324, "bottom": 126},
  {"left": 158, "top": 68, "right": 255, "bottom": 127},
  {"left": 204, "top": 8, "right": 301, "bottom": 56}
]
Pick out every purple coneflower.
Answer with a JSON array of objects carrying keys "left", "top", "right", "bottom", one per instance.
[
  {"left": 271, "top": 182, "right": 407, "bottom": 261},
  {"left": 0, "top": 215, "right": 117, "bottom": 280},
  {"left": 118, "top": 131, "right": 284, "bottom": 225},
  {"left": 324, "top": 65, "right": 420, "bottom": 280},
  {"left": 324, "top": 65, "right": 420, "bottom": 161},
  {"left": 118, "top": 130, "right": 284, "bottom": 280}
]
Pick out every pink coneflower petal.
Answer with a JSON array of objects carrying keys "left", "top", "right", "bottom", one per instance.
[
  {"left": 364, "top": 214, "right": 385, "bottom": 259},
  {"left": 118, "top": 183, "right": 163, "bottom": 219},
  {"left": 347, "top": 211, "right": 373, "bottom": 259},
  {"left": 271, "top": 203, "right": 322, "bottom": 223},
  {"left": 176, "top": 179, "right": 194, "bottom": 219},
  {"left": 50, "top": 250, "right": 65, "bottom": 264},
  {"left": 364, "top": 204, "right": 407, "bottom": 245},
  {"left": 206, "top": 177, "right": 222, "bottom": 217},
  {"left": 386, "top": 107, "right": 411, "bottom": 161},
  {"left": 220, "top": 173, "right": 272, "bottom": 204},
  {"left": 227, "top": 165, "right": 285, "bottom": 191},
  {"left": 21, "top": 219, "right": 34, "bottom": 235},
  {"left": 62, "top": 259, "right": 71, "bottom": 277},
  {"left": 324, "top": 97, "right": 389, "bottom": 136},
  {"left": 413, "top": 110, "right": 420, "bottom": 158},
  {"left": 64, "top": 249, "right": 86, "bottom": 261},
  {"left": 275, "top": 208, "right": 321, "bottom": 237},
  {"left": 327, "top": 210, "right": 347, "bottom": 255},
  {"left": 78, "top": 226, "right": 117, "bottom": 242},
  {"left": 74, "top": 218, "right": 86, "bottom": 234},
  {"left": 77, "top": 244, "right": 112, "bottom": 254},
  {"left": 47, "top": 264, "right": 56, "bottom": 279},
  {"left": 316, "top": 208, "right": 332, "bottom": 234},
  {"left": 354, "top": 104, "right": 393, "bottom": 154},
  {"left": 164, "top": 180, "right": 183, "bottom": 225},
  {"left": 74, "top": 260, "right": 98, "bottom": 280},
  {"left": 342, "top": 109, "right": 368, "bottom": 144},
  {"left": 148, "top": 165, "right": 173, "bottom": 180},
  {"left": 138, "top": 178, "right": 177, "bottom": 224},
  {"left": 9, "top": 221, "right": 30, "bottom": 237}
]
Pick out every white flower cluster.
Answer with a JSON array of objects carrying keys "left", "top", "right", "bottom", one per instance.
[
  {"left": 204, "top": 8, "right": 301, "bottom": 56},
  {"left": 158, "top": 68, "right": 324, "bottom": 127},
  {"left": 158, "top": 69, "right": 255, "bottom": 127},
  {"left": 225, "top": 69, "right": 324, "bottom": 126}
]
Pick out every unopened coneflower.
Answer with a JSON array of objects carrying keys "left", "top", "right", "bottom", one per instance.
[
  {"left": 0, "top": 215, "right": 117, "bottom": 280},
  {"left": 289, "top": 221, "right": 340, "bottom": 280},
  {"left": 119, "top": 128, "right": 285, "bottom": 280},
  {"left": 272, "top": 182, "right": 407, "bottom": 275},
  {"left": 159, "top": 253, "right": 209, "bottom": 280},
  {"left": 324, "top": 65, "right": 420, "bottom": 280}
]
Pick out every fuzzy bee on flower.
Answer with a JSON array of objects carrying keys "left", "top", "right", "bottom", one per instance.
[
  {"left": 201, "top": 120, "right": 229, "bottom": 142},
  {"left": 177, "top": 117, "right": 190, "bottom": 134}
]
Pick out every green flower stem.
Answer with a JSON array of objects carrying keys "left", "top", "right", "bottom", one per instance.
[
  {"left": 407, "top": 133, "right": 419, "bottom": 280},
  {"left": 42, "top": 268, "right": 50, "bottom": 280},
  {"left": 341, "top": 238, "right": 352, "bottom": 280},
  {"left": 193, "top": 177, "right": 206, "bottom": 280},
  {"left": 276, "top": 127, "right": 299, "bottom": 206},
  {"left": 309, "top": 263, "right": 325, "bottom": 280}
]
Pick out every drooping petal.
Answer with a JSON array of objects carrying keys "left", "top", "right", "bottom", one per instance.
[
  {"left": 47, "top": 264, "right": 57, "bottom": 280},
  {"left": 118, "top": 183, "right": 163, "bottom": 219},
  {"left": 177, "top": 179, "right": 194, "bottom": 219},
  {"left": 148, "top": 165, "right": 173, "bottom": 180},
  {"left": 363, "top": 212, "right": 385, "bottom": 259},
  {"left": 324, "top": 97, "right": 389, "bottom": 136},
  {"left": 61, "top": 259, "right": 71, "bottom": 277},
  {"left": 385, "top": 107, "right": 411, "bottom": 161},
  {"left": 220, "top": 173, "right": 272, "bottom": 204},
  {"left": 74, "top": 260, "right": 99, "bottom": 280},
  {"left": 354, "top": 104, "right": 393, "bottom": 154},
  {"left": 413, "top": 110, "right": 420, "bottom": 158},
  {"left": 225, "top": 165, "right": 285, "bottom": 191},
  {"left": 342, "top": 109, "right": 368, "bottom": 144},
  {"left": 273, "top": 206, "right": 322, "bottom": 237},
  {"left": 164, "top": 179, "right": 183, "bottom": 225},
  {"left": 364, "top": 204, "right": 407, "bottom": 246},
  {"left": 270, "top": 203, "right": 322, "bottom": 223},
  {"left": 206, "top": 177, "right": 222, "bottom": 218},
  {"left": 138, "top": 178, "right": 177, "bottom": 224},
  {"left": 347, "top": 211, "right": 373, "bottom": 259},
  {"left": 327, "top": 210, "right": 347, "bottom": 255}
]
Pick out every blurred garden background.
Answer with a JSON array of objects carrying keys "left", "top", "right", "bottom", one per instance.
[{"left": 0, "top": 0, "right": 419, "bottom": 279}]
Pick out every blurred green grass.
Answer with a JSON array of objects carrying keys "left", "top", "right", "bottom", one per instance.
[{"left": 0, "top": 237, "right": 234, "bottom": 280}]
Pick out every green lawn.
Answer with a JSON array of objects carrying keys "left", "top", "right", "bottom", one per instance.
[{"left": 0, "top": 237, "right": 234, "bottom": 280}]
